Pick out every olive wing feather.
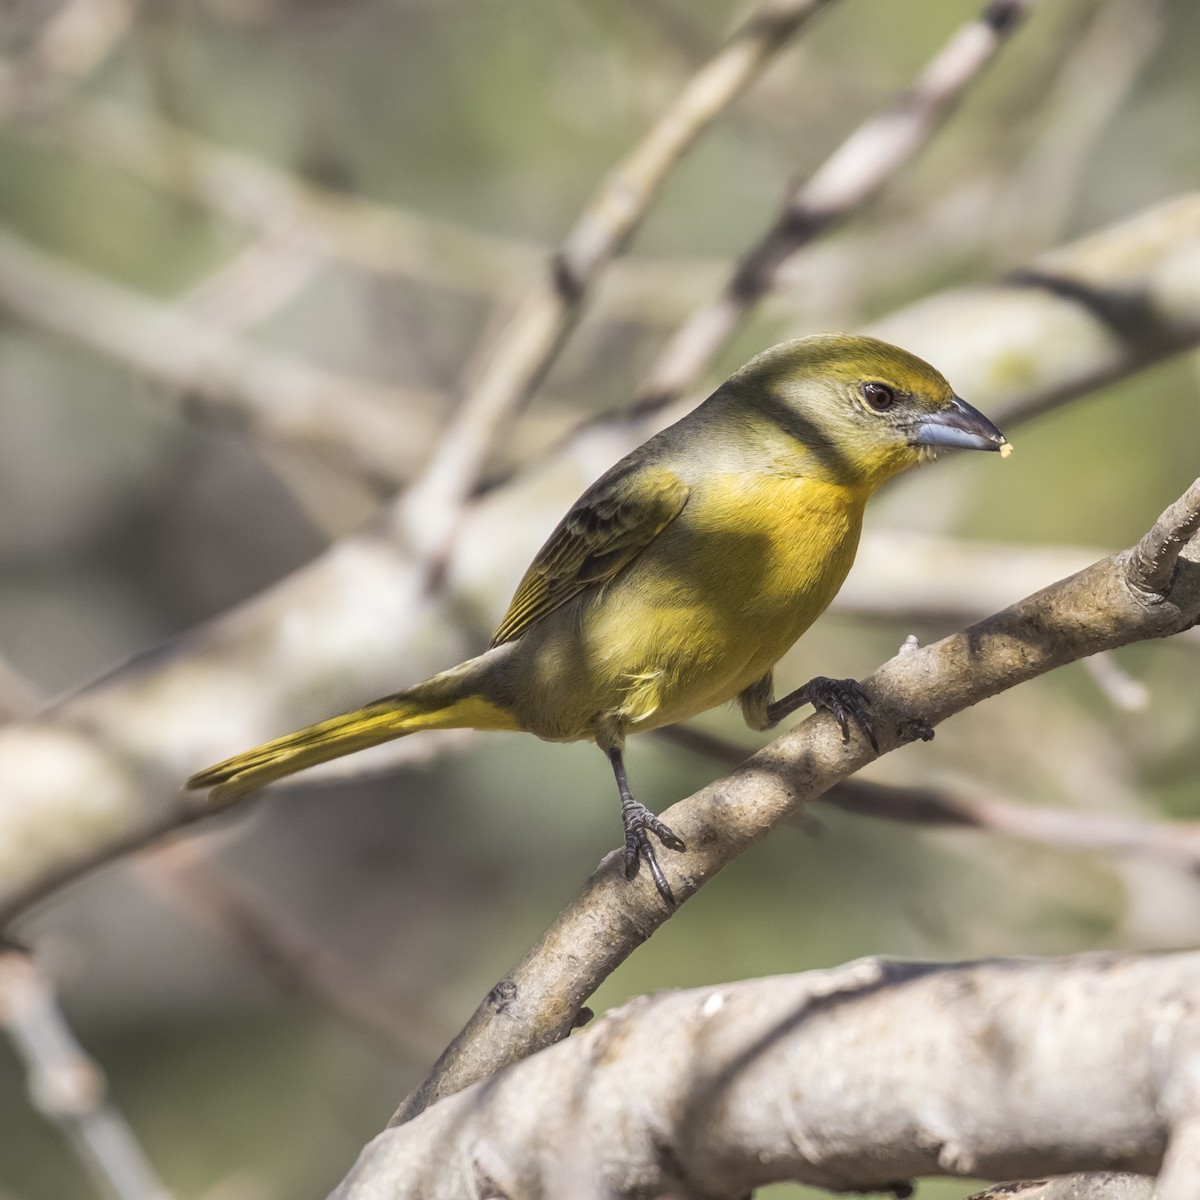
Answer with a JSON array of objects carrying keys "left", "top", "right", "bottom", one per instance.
[{"left": 491, "top": 463, "right": 689, "bottom": 647}]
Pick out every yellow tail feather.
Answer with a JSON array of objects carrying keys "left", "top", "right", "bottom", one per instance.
[
  {"left": 187, "top": 700, "right": 423, "bottom": 799},
  {"left": 187, "top": 653, "right": 519, "bottom": 801}
]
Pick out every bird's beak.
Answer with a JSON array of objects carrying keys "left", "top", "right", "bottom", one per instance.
[{"left": 912, "top": 395, "right": 1010, "bottom": 455}]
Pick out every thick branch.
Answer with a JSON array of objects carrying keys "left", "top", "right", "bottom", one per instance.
[
  {"left": 334, "top": 951, "right": 1200, "bottom": 1199},
  {"left": 391, "top": 478, "right": 1200, "bottom": 1123},
  {"left": 967, "top": 1177, "right": 1153, "bottom": 1199}
]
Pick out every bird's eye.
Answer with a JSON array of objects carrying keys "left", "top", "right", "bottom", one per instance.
[{"left": 861, "top": 382, "right": 896, "bottom": 412}]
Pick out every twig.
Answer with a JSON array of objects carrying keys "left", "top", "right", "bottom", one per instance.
[
  {"left": 987, "top": 0, "right": 1164, "bottom": 263},
  {"left": 179, "top": 222, "right": 326, "bottom": 334},
  {"left": 829, "top": 779, "right": 1200, "bottom": 869},
  {"left": 0, "top": 0, "right": 140, "bottom": 118},
  {"left": 636, "top": 0, "right": 1036, "bottom": 411},
  {"left": 0, "top": 655, "right": 446, "bottom": 1063},
  {"left": 390, "top": 474, "right": 1200, "bottom": 1123},
  {"left": 15, "top": 97, "right": 999, "bottom": 329},
  {"left": 1129, "top": 478, "right": 1200, "bottom": 596},
  {"left": 0, "top": 655, "right": 42, "bottom": 725},
  {"left": 0, "top": 948, "right": 174, "bottom": 1200},
  {"left": 31, "top": 98, "right": 542, "bottom": 299},
  {"left": 139, "top": 842, "right": 449, "bottom": 1058},
  {"left": 1081, "top": 651, "right": 1151, "bottom": 711},
  {"left": 0, "top": 223, "right": 440, "bottom": 486},
  {"left": 398, "top": 0, "right": 837, "bottom": 557},
  {"left": 334, "top": 952, "right": 1200, "bottom": 1198},
  {"left": 660, "top": 726, "right": 1200, "bottom": 868}
]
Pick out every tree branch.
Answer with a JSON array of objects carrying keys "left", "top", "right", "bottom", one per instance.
[
  {"left": 830, "top": 778, "right": 1200, "bottom": 869},
  {"left": 139, "top": 843, "right": 449, "bottom": 1059},
  {"left": 0, "top": 223, "right": 440, "bottom": 486},
  {"left": 967, "top": 1175, "right": 1153, "bottom": 1199},
  {"left": 390, "top": 475, "right": 1200, "bottom": 1124},
  {"left": 26, "top": 98, "right": 541, "bottom": 298},
  {"left": 12, "top": 97, "right": 1011, "bottom": 325},
  {"left": 985, "top": 0, "right": 1163, "bottom": 263},
  {"left": 1129, "top": 479, "right": 1200, "bottom": 597},
  {"left": 334, "top": 951, "right": 1200, "bottom": 1199},
  {"left": 874, "top": 193, "right": 1200, "bottom": 431},
  {"left": 0, "top": 948, "right": 174, "bottom": 1200},
  {"left": 506, "top": 189, "right": 1200, "bottom": 514},
  {"left": 637, "top": 0, "right": 1036, "bottom": 411},
  {"left": 659, "top": 727, "right": 1200, "bottom": 871},
  {"left": 398, "top": 0, "right": 836, "bottom": 557},
  {"left": 0, "top": 0, "right": 140, "bottom": 119}
]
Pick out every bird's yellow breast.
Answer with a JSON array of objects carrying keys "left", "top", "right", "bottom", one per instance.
[
  {"left": 630, "top": 472, "right": 865, "bottom": 718},
  {"left": 509, "top": 472, "right": 866, "bottom": 740},
  {"left": 682, "top": 471, "right": 867, "bottom": 634}
]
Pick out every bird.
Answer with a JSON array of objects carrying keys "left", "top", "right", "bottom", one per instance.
[{"left": 188, "top": 333, "right": 1009, "bottom": 905}]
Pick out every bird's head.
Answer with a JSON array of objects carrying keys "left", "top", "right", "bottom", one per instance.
[{"left": 717, "top": 333, "right": 1009, "bottom": 492}]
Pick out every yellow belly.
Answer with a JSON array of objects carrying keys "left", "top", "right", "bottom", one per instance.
[{"left": 508, "top": 472, "right": 866, "bottom": 741}]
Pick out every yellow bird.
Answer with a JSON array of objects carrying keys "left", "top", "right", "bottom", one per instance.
[{"left": 189, "top": 334, "right": 1009, "bottom": 903}]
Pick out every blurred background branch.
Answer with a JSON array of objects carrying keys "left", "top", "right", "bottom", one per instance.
[
  {"left": 14, "top": 98, "right": 545, "bottom": 298},
  {"left": 0, "top": 224, "right": 440, "bottom": 487},
  {"left": 638, "top": 0, "right": 1037, "bottom": 411},
  {"left": 0, "top": 0, "right": 139, "bottom": 117},
  {"left": 137, "top": 841, "right": 450, "bottom": 1059},
  {"left": 398, "top": 0, "right": 837, "bottom": 561},
  {"left": 665, "top": 727, "right": 1200, "bottom": 870},
  {"left": 0, "top": 947, "right": 173, "bottom": 1200}
]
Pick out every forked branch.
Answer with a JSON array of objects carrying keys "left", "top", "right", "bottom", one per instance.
[
  {"left": 391, "top": 473, "right": 1200, "bottom": 1124},
  {"left": 336, "top": 951, "right": 1200, "bottom": 1199}
]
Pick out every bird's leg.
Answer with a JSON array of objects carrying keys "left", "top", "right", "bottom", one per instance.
[
  {"left": 765, "top": 676, "right": 879, "bottom": 753},
  {"left": 605, "top": 745, "right": 686, "bottom": 907}
]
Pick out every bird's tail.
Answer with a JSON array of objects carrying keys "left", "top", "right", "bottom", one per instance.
[{"left": 186, "top": 650, "right": 518, "bottom": 802}]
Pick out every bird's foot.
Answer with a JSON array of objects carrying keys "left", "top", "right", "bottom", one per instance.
[
  {"left": 621, "top": 797, "right": 686, "bottom": 906},
  {"left": 795, "top": 676, "right": 879, "bottom": 753}
]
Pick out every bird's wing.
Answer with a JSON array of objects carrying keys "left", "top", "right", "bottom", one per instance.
[{"left": 491, "top": 462, "right": 689, "bottom": 647}]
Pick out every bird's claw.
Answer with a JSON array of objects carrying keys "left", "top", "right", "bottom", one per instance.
[
  {"left": 621, "top": 802, "right": 685, "bottom": 907},
  {"left": 805, "top": 676, "right": 879, "bottom": 753}
]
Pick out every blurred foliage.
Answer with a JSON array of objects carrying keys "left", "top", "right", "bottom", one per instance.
[{"left": 0, "top": 0, "right": 1198, "bottom": 1197}]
